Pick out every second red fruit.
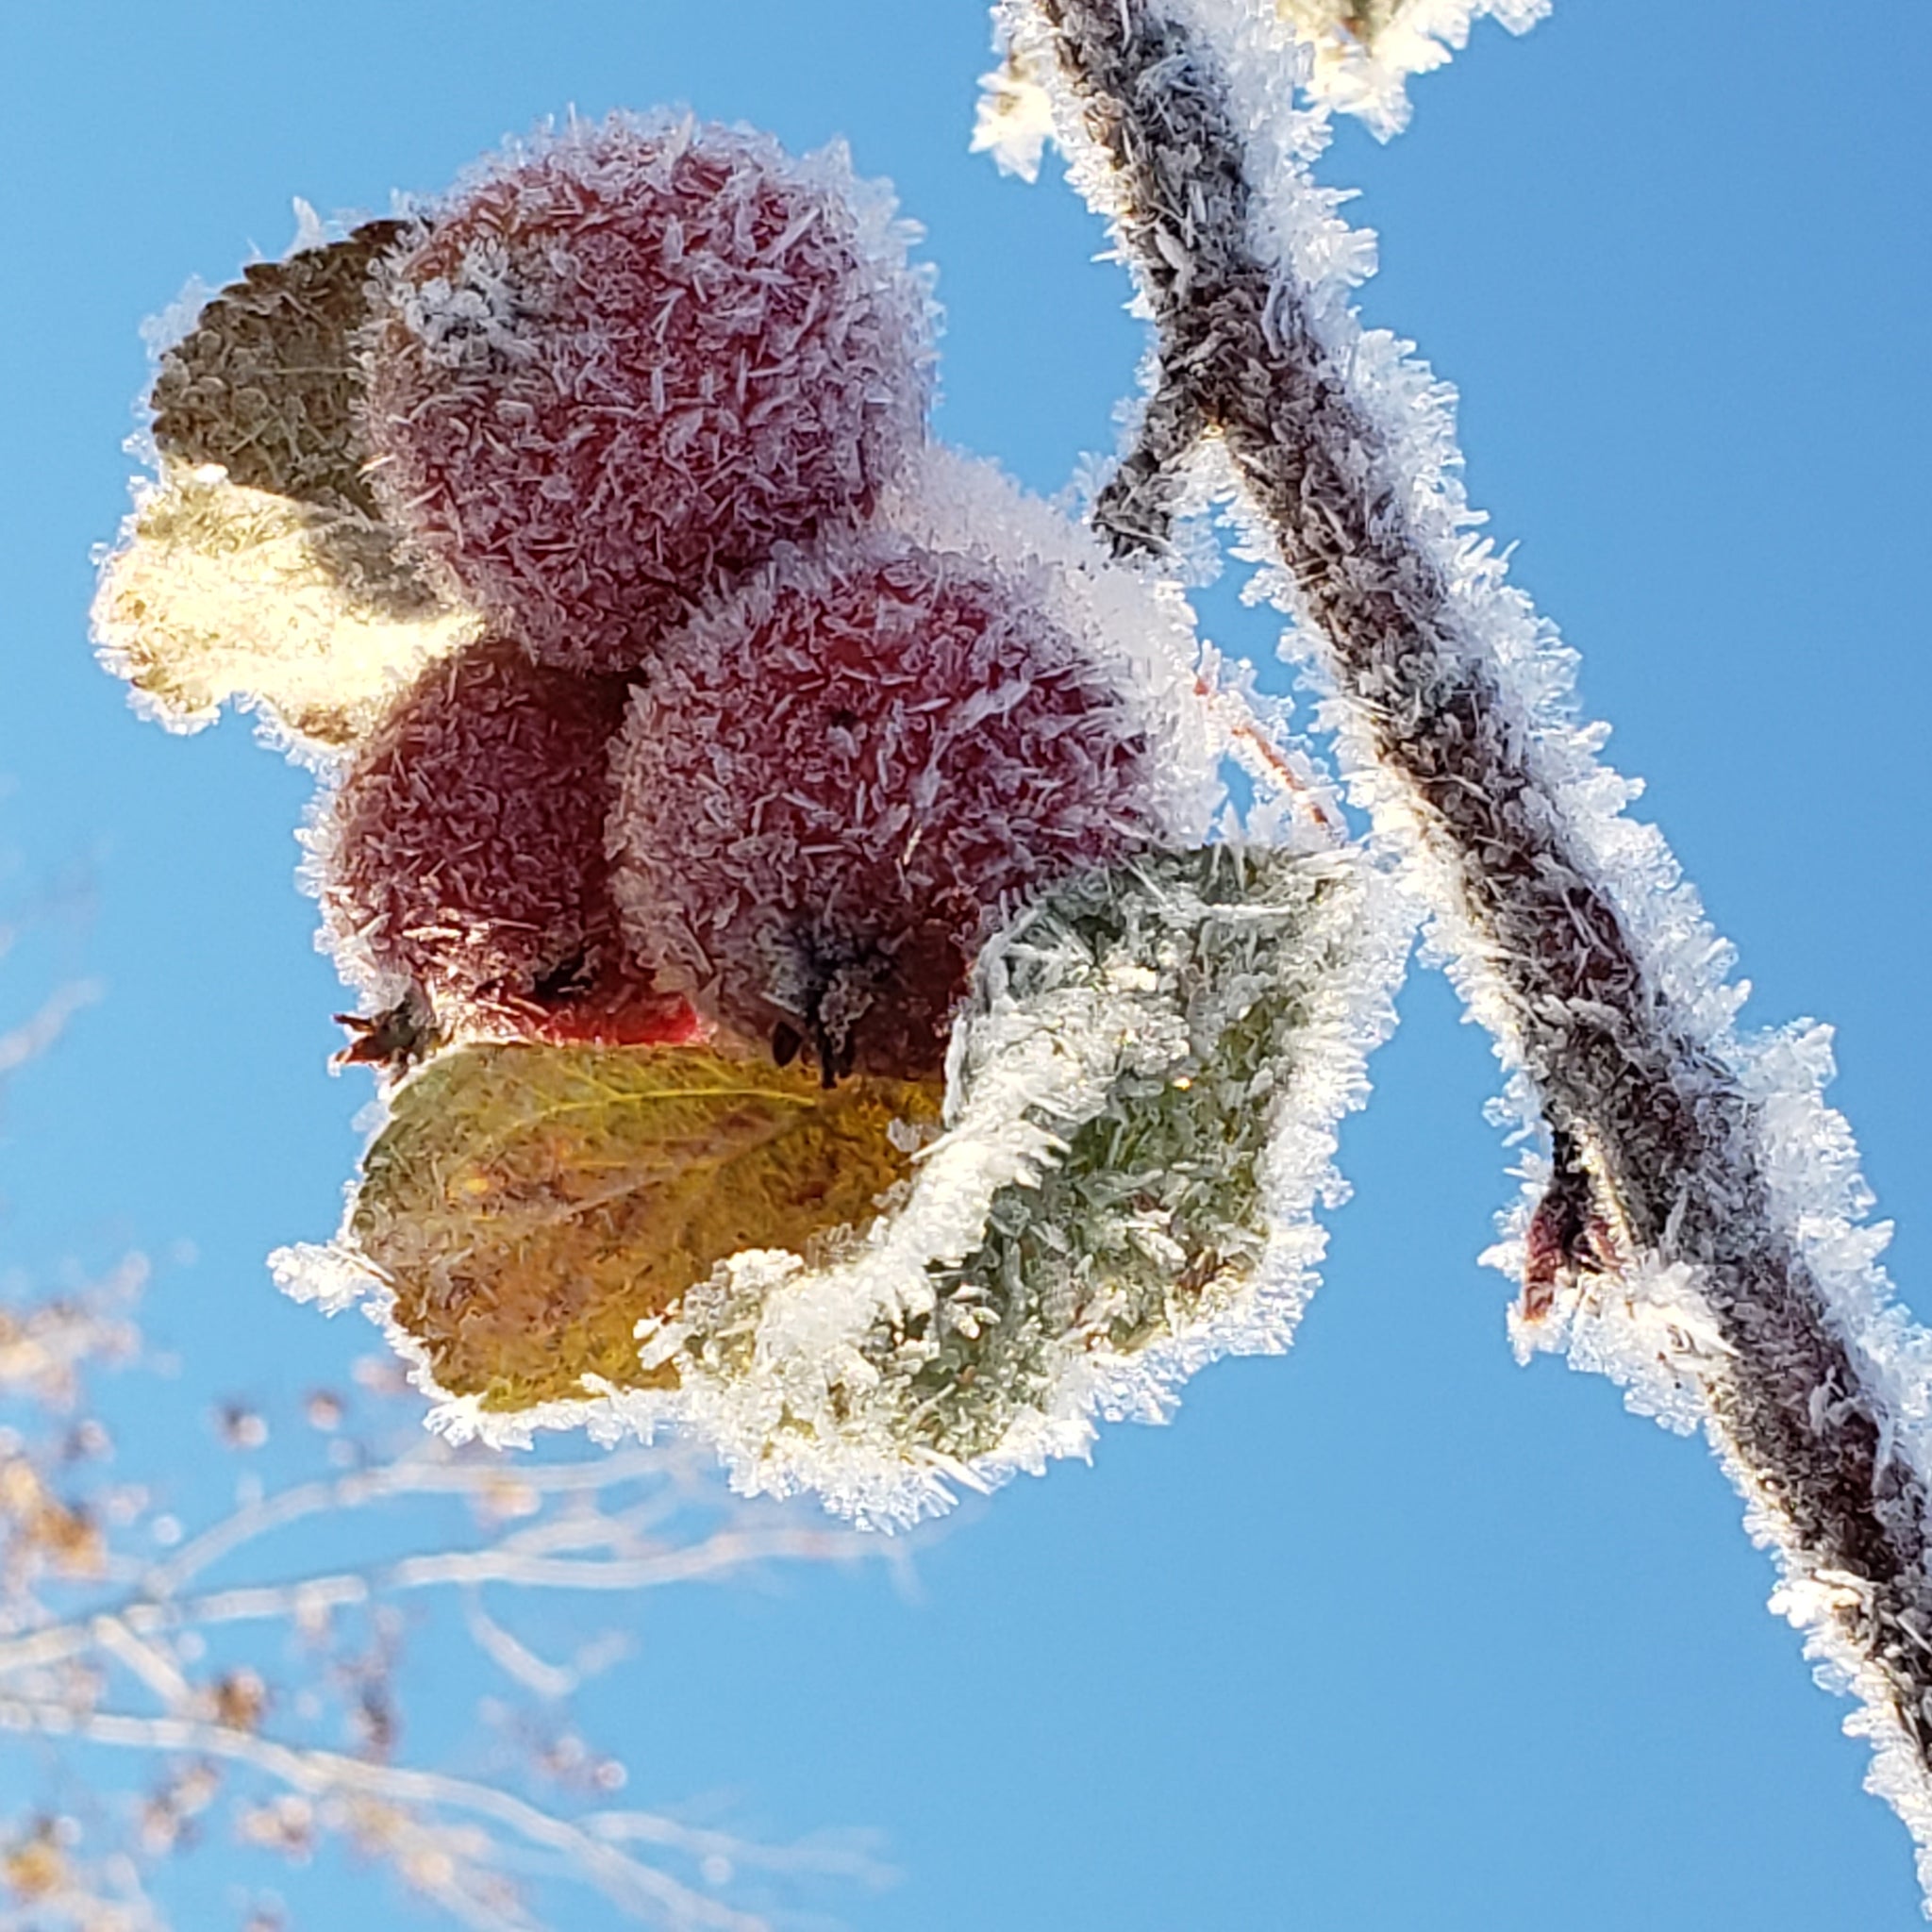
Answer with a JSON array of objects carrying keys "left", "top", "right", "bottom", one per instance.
[{"left": 320, "top": 638, "right": 693, "bottom": 1046}]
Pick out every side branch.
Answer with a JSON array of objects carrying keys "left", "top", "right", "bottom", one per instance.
[
  {"left": 1034, "top": 0, "right": 1932, "bottom": 1825},
  {"left": 1092, "top": 370, "right": 1206, "bottom": 556}
]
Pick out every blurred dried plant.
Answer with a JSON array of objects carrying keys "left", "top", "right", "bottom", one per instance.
[{"left": 0, "top": 913, "right": 897, "bottom": 1932}]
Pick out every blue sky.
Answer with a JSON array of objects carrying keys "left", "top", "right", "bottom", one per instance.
[{"left": 3, "top": 1, "right": 1929, "bottom": 1926}]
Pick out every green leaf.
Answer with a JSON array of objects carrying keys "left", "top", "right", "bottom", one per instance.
[
  {"left": 625, "top": 845, "right": 1377, "bottom": 1507},
  {"left": 875, "top": 844, "right": 1356, "bottom": 1462},
  {"left": 349, "top": 1041, "right": 942, "bottom": 1411}
]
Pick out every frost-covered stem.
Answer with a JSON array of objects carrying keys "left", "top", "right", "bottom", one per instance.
[{"left": 1035, "top": 0, "right": 1932, "bottom": 1816}]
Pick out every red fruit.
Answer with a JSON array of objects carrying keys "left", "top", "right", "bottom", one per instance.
[
  {"left": 607, "top": 537, "right": 1159, "bottom": 1080},
  {"left": 364, "top": 116, "right": 931, "bottom": 675},
  {"left": 320, "top": 637, "right": 690, "bottom": 1042}
]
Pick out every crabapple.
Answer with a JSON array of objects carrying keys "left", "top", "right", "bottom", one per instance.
[
  {"left": 363, "top": 116, "right": 930, "bottom": 674},
  {"left": 608, "top": 535, "right": 1159, "bottom": 1079},
  {"left": 321, "top": 637, "right": 691, "bottom": 1044}
]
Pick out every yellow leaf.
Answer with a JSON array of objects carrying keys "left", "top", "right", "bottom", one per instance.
[{"left": 350, "top": 1042, "right": 941, "bottom": 1411}]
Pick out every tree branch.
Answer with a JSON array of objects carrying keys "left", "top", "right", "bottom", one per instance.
[{"left": 1025, "top": 0, "right": 1932, "bottom": 1863}]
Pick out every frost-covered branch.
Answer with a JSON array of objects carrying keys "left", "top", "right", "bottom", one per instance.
[{"left": 1016, "top": 0, "right": 1932, "bottom": 1889}]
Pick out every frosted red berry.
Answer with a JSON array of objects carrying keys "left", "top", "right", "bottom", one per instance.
[
  {"left": 363, "top": 116, "right": 931, "bottom": 675},
  {"left": 321, "top": 637, "right": 691, "bottom": 1042},
  {"left": 608, "top": 537, "right": 1159, "bottom": 1079}
]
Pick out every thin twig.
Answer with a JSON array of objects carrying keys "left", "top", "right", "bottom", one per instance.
[
  {"left": 146, "top": 1445, "right": 676, "bottom": 1597},
  {"left": 0, "top": 1697, "right": 772, "bottom": 1932},
  {"left": 0, "top": 1524, "right": 882, "bottom": 1675}
]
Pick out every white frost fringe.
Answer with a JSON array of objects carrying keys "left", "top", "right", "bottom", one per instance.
[
  {"left": 977, "top": 1, "right": 1554, "bottom": 160},
  {"left": 1274, "top": 0, "right": 1552, "bottom": 138}
]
